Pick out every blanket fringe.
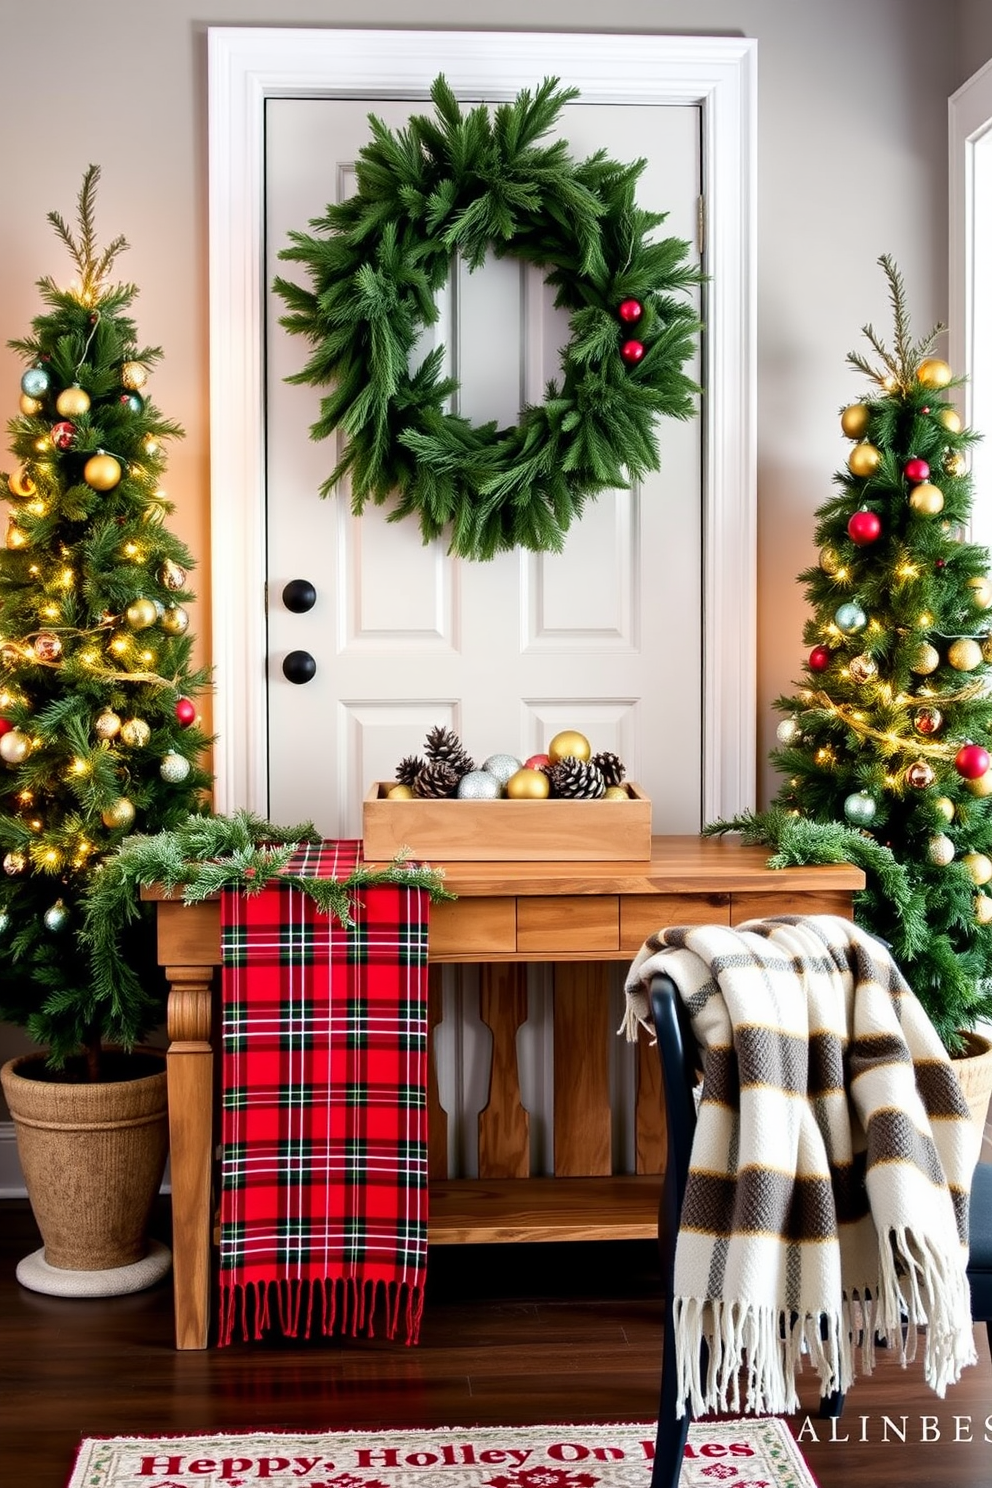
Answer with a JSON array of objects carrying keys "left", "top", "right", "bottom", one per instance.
[
  {"left": 218, "top": 1278, "right": 424, "bottom": 1348},
  {"left": 875, "top": 1226, "right": 977, "bottom": 1395}
]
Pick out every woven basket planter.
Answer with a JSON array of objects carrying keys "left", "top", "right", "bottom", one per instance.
[
  {"left": 952, "top": 1030, "right": 992, "bottom": 1139},
  {"left": 1, "top": 1048, "right": 168, "bottom": 1274}
]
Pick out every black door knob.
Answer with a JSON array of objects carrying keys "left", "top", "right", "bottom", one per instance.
[
  {"left": 282, "top": 578, "right": 317, "bottom": 613},
  {"left": 282, "top": 649, "right": 317, "bottom": 684}
]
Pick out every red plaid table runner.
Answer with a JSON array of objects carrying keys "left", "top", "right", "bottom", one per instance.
[{"left": 218, "top": 840, "right": 429, "bottom": 1346}]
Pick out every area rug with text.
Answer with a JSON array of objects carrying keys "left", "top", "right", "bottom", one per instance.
[{"left": 67, "top": 1421, "right": 818, "bottom": 1488}]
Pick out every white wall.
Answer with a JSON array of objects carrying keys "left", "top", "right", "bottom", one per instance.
[{"left": 0, "top": 1, "right": 985, "bottom": 1136}]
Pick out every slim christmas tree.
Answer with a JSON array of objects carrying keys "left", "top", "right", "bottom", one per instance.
[
  {"left": 0, "top": 166, "right": 211, "bottom": 1073},
  {"left": 770, "top": 256, "right": 992, "bottom": 1048}
]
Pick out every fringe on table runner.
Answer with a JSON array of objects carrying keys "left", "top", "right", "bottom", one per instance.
[{"left": 218, "top": 1277, "right": 425, "bottom": 1347}]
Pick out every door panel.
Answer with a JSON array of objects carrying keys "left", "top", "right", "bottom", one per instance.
[{"left": 264, "top": 96, "right": 702, "bottom": 836}]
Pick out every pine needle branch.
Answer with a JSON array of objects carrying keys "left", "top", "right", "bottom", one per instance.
[{"left": 46, "top": 164, "right": 129, "bottom": 303}]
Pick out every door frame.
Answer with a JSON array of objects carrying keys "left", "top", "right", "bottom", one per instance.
[
  {"left": 207, "top": 26, "right": 758, "bottom": 821},
  {"left": 950, "top": 57, "right": 992, "bottom": 555}
]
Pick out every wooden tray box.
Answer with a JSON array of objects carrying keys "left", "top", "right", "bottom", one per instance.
[{"left": 362, "top": 781, "right": 652, "bottom": 862}]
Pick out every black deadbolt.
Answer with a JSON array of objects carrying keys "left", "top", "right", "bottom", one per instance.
[{"left": 282, "top": 578, "right": 317, "bottom": 613}]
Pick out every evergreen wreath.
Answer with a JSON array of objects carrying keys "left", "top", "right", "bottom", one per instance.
[{"left": 274, "top": 76, "right": 702, "bottom": 561}]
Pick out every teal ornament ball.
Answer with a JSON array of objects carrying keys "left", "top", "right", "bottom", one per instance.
[
  {"left": 482, "top": 753, "right": 522, "bottom": 788},
  {"left": 20, "top": 366, "right": 49, "bottom": 398},
  {"left": 843, "top": 790, "right": 877, "bottom": 825},
  {"left": 456, "top": 769, "right": 501, "bottom": 800},
  {"left": 159, "top": 751, "right": 191, "bottom": 783},
  {"left": 43, "top": 899, "right": 68, "bottom": 933},
  {"left": 834, "top": 602, "right": 867, "bottom": 635}
]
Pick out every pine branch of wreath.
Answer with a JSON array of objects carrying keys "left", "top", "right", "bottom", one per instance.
[{"left": 274, "top": 75, "right": 702, "bottom": 560}]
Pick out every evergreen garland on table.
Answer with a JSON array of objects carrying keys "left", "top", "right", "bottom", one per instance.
[
  {"left": 274, "top": 76, "right": 701, "bottom": 561},
  {"left": 80, "top": 810, "right": 454, "bottom": 1037}
]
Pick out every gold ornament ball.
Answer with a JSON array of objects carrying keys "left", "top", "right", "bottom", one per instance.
[
  {"left": 94, "top": 710, "right": 121, "bottom": 740},
  {"left": 983, "top": 637, "right": 992, "bottom": 665},
  {"left": 819, "top": 546, "right": 841, "bottom": 576},
  {"left": 917, "top": 357, "right": 952, "bottom": 388},
  {"left": 387, "top": 784, "right": 414, "bottom": 800},
  {"left": 160, "top": 604, "right": 190, "bottom": 636},
  {"left": 963, "top": 852, "right": 992, "bottom": 886},
  {"left": 967, "top": 576, "right": 992, "bottom": 610},
  {"left": 159, "top": 560, "right": 187, "bottom": 591},
  {"left": 7, "top": 465, "right": 35, "bottom": 497},
  {"left": 3, "top": 850, "right": 28, "bottom": 876},
  {"left": 5, "top": 522, "right": 29, "bottom": 550},
  {"left": 975, "top": 895, "right": 992, "bottom": 925},
  {"left": 934, "top": 795, "right": 956, "bottom": 823},
  {"left": 83, "top": 453, "right": 122, "bottom": 491},
  {"left": 55, "top": 385, "right": 91, "bottom": 417},
  {"left": 505, "top": 766, "right": 551, "bottom": 800},
  {"left": 944, "top": 451, "right": 967, "bottom": 478},
  {"left": 120, "top": 717, "right": 151, "bottom": 748},
  {"left": 32, "top": 631, "right": 62, "bottom": 663},
  {"left": 948, "top": 637, "right": 983, "bottom": 672},
  {"left": 548, "top": 729, "right": 591, "bottom": 764},
  {"left": 928, "top": 834, "right": 956, "bottom": 867},
  {"left": 848, "top": 653, "right": 878, "bottom": 684},
  {"left": 840, "top": 403, "right": 870, "bottom": 440},
  {"left": 603, "top": 785, "right": 628, "bottom": 800},
  {"left": 938, "top": 407, "right": 962, "bottom": 434},
  {"left": 966, "top": 769, "right": 992, "bottom": 798},
  {"left": 126, "top": 597, "right": 159, "bottom": 630},
  {"left": 908, "top": 481, "right": 944, "bottom": 516},
  {"left": 847, "top": 442, "right": 881, "bottom": 478},
  {"left": 19, "top": 392, "right": 43, "bottom": 417},
  {"left": 120, "top": 362, "right": 147, "bottom": 391},
  {"left": 910, "top": 642, "right": 941, "bottom": 675},
  {"left": 0, "top": 728, "right": 31, "bottom": 764},
  {"left": 101, "top": 797, "right": 136, "bottom": 830}
]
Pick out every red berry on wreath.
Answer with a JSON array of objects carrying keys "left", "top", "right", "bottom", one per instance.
[
  {"left": 620, "top": 339, "right": 645, "bottom": 365},
  {"left": 847, "top": 509, "right": 881, "bottom": 546},
  {"left": 808, "top": 645, "right": 831, "bottom": 672},
  {"left": 904, "top": 457, "right": 930, "bottom": 483},
  {"left": 955, "top": 742, "right": 991, "bottom": 779},
  {"left": 618, "top": 298, "right": 643, "bottom": 324},
  {"left": 175, "top": 697, "right": 196, "bottom": 727}
]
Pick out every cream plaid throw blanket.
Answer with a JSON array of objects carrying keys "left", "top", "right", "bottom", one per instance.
[{"left": 623, "top": 915, "right": 979, "bottom": 1416}]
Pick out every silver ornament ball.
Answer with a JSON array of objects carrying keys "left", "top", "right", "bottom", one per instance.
[
  {"left": 456, "top": 769, "right": 501, "bottom": 800},
  {"left": 843, "top": 790, "right": 877, "bottom": 826},
  {"left": 43, "top": 899, "right": 69, "bottom": 933},
  {"left": 159, "top": 751, "right": 191, "bottom": 783},
  {"left": 481, "top": 753, "right": 522, "bottom": 788},
  {"left": 775, "top": 718, "right": 800, "bottom": 746}
]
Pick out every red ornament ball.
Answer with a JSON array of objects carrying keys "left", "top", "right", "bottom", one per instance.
[
  {"left": 620, "top": 339, "right": 645, "bottom": 365},
  {"left": 618, "top": 298, "right": 643, "bottom": 324},
  {"left": 50, "top": 420, "right": 77, "bottom": 451},
  {"left": 525, "top": 753, "right": 550, "bottom": 771},
  {"left": 955, "top": 742, "right": 991, "bottom": 780},
  {"left": 846, "top": 509, "right": 882, "bottom": 546},
  {"left": 808, "top": 645, "right": 831, "bottom": 673},
  {"left": 904, "top": 457, "right": 930, "bottom": 484},
  {"left": 0, "top": 717, "right": 12, "bottom": 737},
  {"left": 174, "top": 697, "right": 196, "bottom": 728}
]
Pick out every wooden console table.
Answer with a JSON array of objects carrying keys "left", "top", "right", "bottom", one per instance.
[{"left": 144, "top": 835, "right": 864, "bottom": 1349}]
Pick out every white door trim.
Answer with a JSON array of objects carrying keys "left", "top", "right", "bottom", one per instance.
[
  {"left": 207, "top": 27, "right": 758, "bottom": 822},
  {"left": 950, "top": 58, "right": 992, "bottom": 554}
]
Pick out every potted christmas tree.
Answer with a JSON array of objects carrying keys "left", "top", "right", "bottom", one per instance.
[
  {"left": 0, "top": 167, "right": 212, "bottom": 1294},
  {"left": 709, "top": 257, "right": 992, "bottom": 1129}
]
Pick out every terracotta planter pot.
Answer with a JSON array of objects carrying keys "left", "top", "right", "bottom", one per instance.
[
  {"left": 952, "top": 1030, "right": 992, "bottom": 1139},
  {"left": 1, "top": 1048, "right": 169, "bottom": 1273}
]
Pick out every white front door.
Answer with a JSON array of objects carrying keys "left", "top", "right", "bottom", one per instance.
[{"left": 264, "top": 96, "right": 702, "bottom": 834}]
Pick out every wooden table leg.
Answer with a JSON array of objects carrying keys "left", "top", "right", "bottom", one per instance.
[{"left": 165, "top": 967, "right": 214, "bottom": 1350}]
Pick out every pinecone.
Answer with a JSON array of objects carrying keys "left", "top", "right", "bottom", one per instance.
[
  {"left": 424, "top": 724, "right": 474, "bottom": 778},
  {"left": 547, "top": 757, "right": 606, "bottom": 799},
  {"left": 413, "top": 760, "right": 460, "bottom": 798},
  {"left": 395, "top": 754, "right": 424, "bottom": 787},
  {"left": 592, "top": 750, "right": 626, "bottom": 787}
]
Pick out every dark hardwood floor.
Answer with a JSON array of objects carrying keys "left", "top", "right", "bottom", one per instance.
[{"left": 1, "top": 1196, "right": 989, "bottom": 1488}]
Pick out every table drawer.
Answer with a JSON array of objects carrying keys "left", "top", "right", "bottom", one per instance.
[
  {"left": 620, "top": 892, "right": 731, "bottom": 951},
  {"left": 517, "top": 896, "right": 619, "bottom": 954},
  {"left": 428, "top": 897, "right": 516, "bottom": 957}
]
